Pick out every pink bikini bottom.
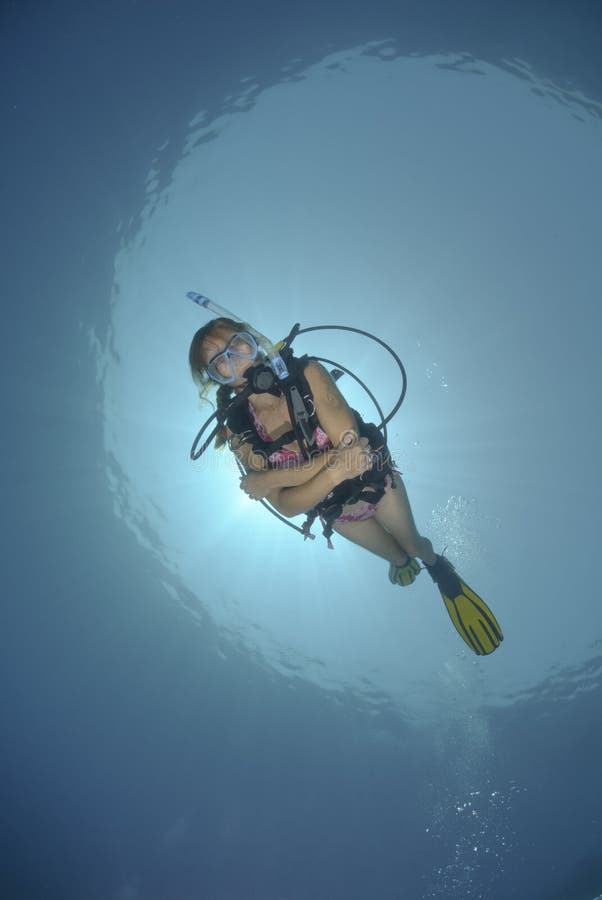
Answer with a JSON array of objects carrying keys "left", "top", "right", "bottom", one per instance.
[{"left": 332, "top": 473, "right": 397, "bottom": 524}]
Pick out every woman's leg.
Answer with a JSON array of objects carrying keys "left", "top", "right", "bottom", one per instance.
[
  {"left": 331, "top": 516, "right": 410, "bottom": 565},
  {"left": 374, "top": 472, "right": 437, "bottom": 565}
]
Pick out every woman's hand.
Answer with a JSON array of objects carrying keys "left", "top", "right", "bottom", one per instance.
[
  {"left": 240, "top": 470, "right": 276, "bottom": 501},
  {"left": 326, "top": 435, "right": 373, "bottom": 485}
]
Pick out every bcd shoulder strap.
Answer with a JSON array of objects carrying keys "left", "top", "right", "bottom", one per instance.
[{"left": 225, "top": 354, "right": 322, "bottom": 461}]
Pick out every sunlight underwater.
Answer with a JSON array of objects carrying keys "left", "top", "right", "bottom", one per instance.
[{"left": 96, "top": 43, "right": 602, "bottom": 719}]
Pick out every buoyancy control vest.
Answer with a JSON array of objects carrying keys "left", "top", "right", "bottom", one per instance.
[{"left": 226, "top": 352, "right": 398, "bottom": 547}]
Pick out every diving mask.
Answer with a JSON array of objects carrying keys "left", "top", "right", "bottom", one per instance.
[{"left": 206, "top": 331, "right": 260, "bottom": 385}]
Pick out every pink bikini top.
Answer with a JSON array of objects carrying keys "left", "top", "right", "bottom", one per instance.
[{"left": 248, "top": 400, "right": 332, "bottom": 467}]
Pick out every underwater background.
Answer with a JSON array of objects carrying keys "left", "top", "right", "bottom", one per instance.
[{"left": 2, "top": 1, "right": 602, "bottom": 898}]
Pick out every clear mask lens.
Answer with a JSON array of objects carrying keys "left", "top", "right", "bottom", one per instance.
[{"left": 206, "top": 332, "right": 259, "bottom": 384}]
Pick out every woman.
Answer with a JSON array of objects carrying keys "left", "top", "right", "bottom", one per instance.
[{"left": 188, "top": 315, "right": 503, "bottom": 654}]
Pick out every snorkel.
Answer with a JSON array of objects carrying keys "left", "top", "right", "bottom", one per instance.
[{"left": 187, "top": 292, "right": 290, "bottom": 381}]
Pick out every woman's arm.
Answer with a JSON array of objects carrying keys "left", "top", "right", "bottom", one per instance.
[
  {"left": 238, "top": 447, "right": 338, "bottom": 505},
  {"left": 275, "top": 456, "right": 361, "bottom": 516},
  {"left": 229, "top": 428, "right": 338, "bottom": 513},
  {"left": 228, "top": 429, "right": 269, "bottom": 472},
  {"left": 230, "top": 427, "right": 334, "bottom": 488}
]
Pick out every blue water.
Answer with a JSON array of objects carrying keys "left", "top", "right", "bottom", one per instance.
[{"left": 3, "top": 1, "right": 602, "bottom": 898}]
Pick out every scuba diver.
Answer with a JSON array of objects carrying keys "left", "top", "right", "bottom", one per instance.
[{"left": 187, "top": 293, "right": 503, "bottom": 656}]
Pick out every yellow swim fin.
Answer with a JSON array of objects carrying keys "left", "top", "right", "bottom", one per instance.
[
  {"left": 425, "top": 556, "right": 503, "bottom": 655},
  {"left": 388, "top": 557, "right": 421, "bottom": 586}
]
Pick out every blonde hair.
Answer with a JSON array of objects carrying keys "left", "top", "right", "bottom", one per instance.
[{"left": 188, "top": 316, "right": 253, "bottom": 449}]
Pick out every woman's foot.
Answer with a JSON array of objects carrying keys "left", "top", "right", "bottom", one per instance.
[
  {"left": 424, "top": 555, "right": 462, "bottom": 595},
  {"left": 388, "top": 558, "right": 421, "bottom": 586}
]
